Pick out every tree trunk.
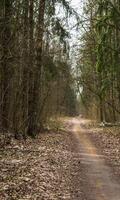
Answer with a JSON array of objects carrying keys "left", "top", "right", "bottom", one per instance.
[
  {"left": 27, "top": 0, "right": 35, "bottom": 136},
  {"left": 22, "top": 0, "right": 29, "bottom": 133},
  {"left": 27, "top": 0, "right": 46, "bottom": 136},
  {"left": 1, "top": 0, "right": 12, "bottom": 130}
]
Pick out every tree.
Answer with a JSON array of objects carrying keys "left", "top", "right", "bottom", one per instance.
[
  {"left": 1, "top": 0, "right": 12, "bottom": 130},
  {"left": 0, "top": 0, "right": 78, "bottom": 137},
  {"left": 77, "top": 0, "right": 120, "bottom": 122}
]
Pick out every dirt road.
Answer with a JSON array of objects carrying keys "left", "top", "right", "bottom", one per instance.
[
  {"left": 1, "top": 118, "right": 120, "bottom": 199},
  {"left": 69, "top": 118, "right": 120, "bottom": 200}
]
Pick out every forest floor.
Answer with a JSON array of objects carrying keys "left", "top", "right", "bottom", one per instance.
[{"left": 0, "top": 117, "right": 120, "bottom": 200}]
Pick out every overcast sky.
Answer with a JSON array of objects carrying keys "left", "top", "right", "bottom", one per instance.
[
  {"left": 70, "top": 0, "right": 84, "bottom": 13},
  {"left": 56, "top": 0, "right": 85, "bottom": 57},
  {"left": 68, "top": 0, "right": 85, "bottom": 66},
  {"left": 69, "top": 0, "right": 84, "bottom": 43},
  {"left": 70, "top": 0, "right": 82, "bottom": 8}
]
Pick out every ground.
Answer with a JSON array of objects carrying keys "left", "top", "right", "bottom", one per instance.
[{"left": 0, "top": 117, "right": 120, "bottom": 200}]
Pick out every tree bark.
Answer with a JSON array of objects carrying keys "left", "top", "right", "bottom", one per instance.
[
  {"left": 1, "top": 0, "right": 12, "bottom": 130},
  {"left": 27, "top": 0, "right": 46, "bottom": 136}
]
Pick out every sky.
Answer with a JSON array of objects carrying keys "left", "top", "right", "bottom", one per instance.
[
  {"left": 69, "top": 0, "right": 84, "bottom": 35},
  {"left": 69, "top": 0, "right": 84, "bottom": 48},
  {"left": 56, "top": 0, "right": 85, "bottom": 63},
  {"left": 67, "top": 0, "right": 86, "bottom": 69},
  {"left": 70, "top": 0, "right": 83, "bottom": 9},
  {"left": 70, "top": 0, "right": 84, "bottom": 16}
]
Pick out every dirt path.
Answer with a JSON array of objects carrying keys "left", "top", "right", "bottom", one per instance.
[
  {"left": 0, "top": 117, "right": 120, "bottom": 199},
  {"left": 69, "top": 118, "right": 120, "bottom": 200}
]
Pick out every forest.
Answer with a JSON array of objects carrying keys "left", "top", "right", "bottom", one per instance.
[
  {"left": 1, "top": 0, "right": 120, "bottom": 138},
  {"left": 78, "top": 0, "right": 120, "bottom": 123},
  {"left": 0, "top": 0, "right": 78, "bottom": 138},
  {"left": 0, "top": 0, "right": 120, "bottom": 199},
  {"left": 0, "top": 0, "right": 120, "bottom": 139}
]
